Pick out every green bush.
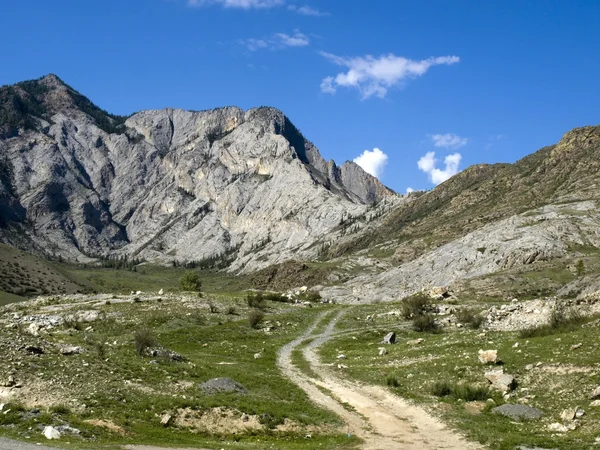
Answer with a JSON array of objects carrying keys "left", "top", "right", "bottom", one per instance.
[
  {"left": 180, "top": 270, "right": 202, "bottom": 292},
  {"left": 430, "top": 381, "right": 488, "bottom": 401},
  {"left": 226, "top": 306, "right": 237, "bottom": 315},
  {"left": 247, "top": 293, "right": 266, "bottom": 310},
  {"left": 248, "top": 310, "right": 265, "bottom": 329},
  {"left": 412, "top": 313, "right": 439, "bottom": 333},
  {"left": 430, "top": 380, "right": 452, "bottom": 397},
  {"left": 401, "top": 293, "right": 431, "bottom": 319},
  {"left": 134, "top": 329, "right": 156, "bottom": 356},
  {"left": 386, "top": 375, "right": 400, "bottom": 388},
  {"left": 455, "top": 308, "right": 484, "bottom": 329},
  {"left": 576, "top": 259, "right": 585, "bottom": 277}
]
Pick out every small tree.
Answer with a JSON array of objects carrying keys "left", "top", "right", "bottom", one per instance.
[
  {"left": 575, "top": 259, "right": 585, "bottom": 277},
  {"left": 180, "top": 270, "right": 202, "bottom": 292}
]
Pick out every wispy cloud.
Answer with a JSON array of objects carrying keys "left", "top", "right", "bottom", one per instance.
[
  {"left": 288, "top": 4, "right": 329, "bottom": 16},
  {"left": 353, "top": 148, "right": 389, "bottom": 179},
  {"left": 484, "top": 134, "right": 504, "bottom": 151},
  {"left": 417, "top": 151, "right": 462, "bottom": 185},
  {"left": 431, "top": 133, "right": 468, "bottom": 149},
  {"left": 406, "top": 187, "right": 415, "bottom": 194},
  {"left": 188, "top": 0, "right": 284, "bottom": 8},
  {"left": 320, "top": 52, "right": 459, "bottom": 99},
  {"left": 239, "top": 30, "right": 309, "bottom": 51}
]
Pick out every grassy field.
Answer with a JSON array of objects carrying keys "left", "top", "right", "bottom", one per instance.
[
  {"left": 317, "top": 301, "right": 600, "bottom": 450},
  {"left": 0, "top": 294, "right": 357, "bottom": 449}
]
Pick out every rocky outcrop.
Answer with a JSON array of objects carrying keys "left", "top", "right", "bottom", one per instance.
[{"left": 0, "top": 75, "right": 396, "bottom": 270}]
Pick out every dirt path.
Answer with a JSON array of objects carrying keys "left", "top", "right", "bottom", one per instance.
[{"left": 277, "top": 310, "right": 483, "bottom": 450}]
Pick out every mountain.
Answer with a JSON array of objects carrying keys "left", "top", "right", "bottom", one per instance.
[
  {"left": 0, "top": 74, "right": 396, "bottom": 271},
  {"left": 320, "top": 125, "right": 600, "bottom": 302}
]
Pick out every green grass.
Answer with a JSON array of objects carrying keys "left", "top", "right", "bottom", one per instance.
[
  {"left": 0, "top": 290, "right": 28, "bottom": 306},
  {"left": 317, "top": 300, "right": 600, "bottom": 450},
  {"left": 0, "top": 296, "right": 355, "bottom": 449}
]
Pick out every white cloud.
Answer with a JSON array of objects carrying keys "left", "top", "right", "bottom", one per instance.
[
  {"left": 417, "top": 151, "right": 462, "bottom": 185},
  {"left": 188, "top": 0, "right": 284, "bottom": 8},
  {"left": 239, "top": 30, "right": 309, "bottom": 51},
  {"left": 431, "top": 133, "right": 468, "bottom": 149},
  {"left": 319, "top": 52, "right": 459, "bottom": 99},
  {"left": 406, "top": 187, "right": 415, "bottom": 194},
  {"left": 288, "top": 4, "right": 329, "bottom": 16},
  {"left": 353, "top": 148, "right": 389, "bottom": 179},
  {"left": 274, "top": 31, "right": 309, "bottom": 47}
]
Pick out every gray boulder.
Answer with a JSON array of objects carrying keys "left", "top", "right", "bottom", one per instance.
[
  {"left": 492, "top": 404, "right": 543, "bottom": 421},
  {"left": 199, "top": 377, "right": 248, "bottom": 395}
]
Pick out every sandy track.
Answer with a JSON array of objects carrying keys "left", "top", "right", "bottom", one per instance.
[{"left": 277, "top": 310, "right": 483, "bottom": 450}]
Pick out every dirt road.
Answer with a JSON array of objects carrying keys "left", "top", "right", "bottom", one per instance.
[{"left": 277, "top": 310, "right": 483, "bottom": 450}]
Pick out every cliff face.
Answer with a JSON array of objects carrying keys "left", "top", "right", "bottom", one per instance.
[{"left": 0, "top": 75, "right": 396, "bottom": 270}]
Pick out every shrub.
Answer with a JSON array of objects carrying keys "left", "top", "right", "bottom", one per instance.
[
  {"left": 576, "top": 259, "right": 585, "bottom": 277},
  {"left": 248, "top": 310, "right": 265, "bottom": 329},
  {"left": 134, "top": 329, "right": 156, "bottom": 356},
  {"left": 180, "top": 270, "right": 202, "bottom": 292},
  {"left": 430, "top": 381, "right": 488, "bottom": 401},
  {"left": 401, "top": 293, "right": 431, "bottom": 319},
  {"left": 301, "top": 290, "right": 322, "bottom": 302},
  {"left": 63, "top": 316, "right": 82, "bottom": 331},
  {"left": 50, "top": 404, "right": 71, "bottom": 415},
  {"left": 386, "top": 375, "right": 400, "bottom": 388},
  {"left": 412, "top": 313, "right": 439, "bottom": 333},
  {"left": 247, "top": 293, "right": 266, "bottom": 310},
  {"left": 226, "top": 306, "right": 237, "bottom": 315},
  {"left": 430, "top": 380, "right": 452, "bottom": 397},
  {"left": 455, "top": 308, "right": 484, "bottom": 329},
  {"left": 452, "top": 383, "right": 489, "bottom": 402}
]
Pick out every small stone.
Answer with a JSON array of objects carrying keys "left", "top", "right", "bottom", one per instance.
[
  {"left": 159, "top": 289, "right": 164, "bottom": 295},
  {"left": 560, "top": 408, "right": 576, "bottom": 421},
  {"left": 60, "top": 345, "right": 83, "bottom": 355},
  {"left": 253, "top": 353, "right": 262, "bottom": 359},
  {"left": 383, "top": 332, "right": 396, "bottom": 344},
  {"left": 336, "top": 354, "right": 347, "bottom": 359},
  {"left": 160, "top": 413, "right": 173, "bottom": 427},
  {"left": 337, "top": 364, "right": 348, "bottom": 370},
  {"left": 590, "top": 400, "right": 600, "bottom": 407},
  {"left": 478, "top": 349, "right": 498, "bottom": 364},
  {"left": 43, "top": 426, "right": 61, "bottom": 440},
  {"left": 575, "top": 408, "right": 585, "bottom": 418},
  {"left": 548, "top": 422, "right": 578, "bottom": 433},
  {"left": 378, "top": 347, "right": 387, "bottom": 356},
  {"left": 406, "top": 338, "right": 424, "bottom": 346},
  {"left": 570, "top": 343, "right": 582, "bottom": 350},
  {"left": 485, "top": 368, "right": 516, "bottom": 392},
  {"left": 590, "top": 386, "right": 600, "bottom": 399},
  {"left": 512, "top": 342, "right": 519, "bottom": 348}
]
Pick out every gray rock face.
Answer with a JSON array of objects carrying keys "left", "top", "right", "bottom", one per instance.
[
  {"left": 0, "top": 75, "right": 395, "bottom": 270},
  {"left": 492, "top": 404, "right": 543, "bottom": 420},
  {"left": 323, "top": 201, "right": 600, "bottom": 303},
  {"left": 382, "top": 332, "right": 396, "bottom": 344},
  {"left": 199, "top": 377, "right": 248, "bottom": 395}
]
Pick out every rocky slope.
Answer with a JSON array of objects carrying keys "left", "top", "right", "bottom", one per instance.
[{"left": 0, "top": 75, "right": 396, "bottom": 271}]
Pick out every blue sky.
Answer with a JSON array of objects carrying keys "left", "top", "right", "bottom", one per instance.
[{"left": 1, "top": 0, "right": 599, "bottom": 193}]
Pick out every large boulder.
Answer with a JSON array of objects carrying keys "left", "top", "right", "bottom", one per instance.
[
  {"left": 492, "top": 404, "right": 543, "bottom": 421},
  {"left": 485, "top": 368, "right": 516, "bottom": 392}
]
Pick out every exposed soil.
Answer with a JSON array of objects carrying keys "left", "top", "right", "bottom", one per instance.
[{"left": 278, "top": 310, "right": 483, "bottom": 450}]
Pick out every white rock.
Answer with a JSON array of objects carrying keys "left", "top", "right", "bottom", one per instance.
[
  {"left": 336, "top": 354, "right": 347, "bottom": 360},
  {"left": 378, "top": 347, "right": 387, "bottom": 356},
  {"left": 43, "top": 426, "right": 61, "bottom": 440},
  {"left": 158, "top": 289, "right": 164, "bottom": 295},
  {"left": 478, "top": 349, "right": 498, "bottom": 364}
]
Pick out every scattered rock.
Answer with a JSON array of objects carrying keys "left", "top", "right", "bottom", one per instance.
[
  {"left": 60, "top": 345, "right": 83, "bottom": 355},
  {"left": 337, "top": 364, "right": 348, "bottom": 370},
  {"left": 485, "top": 368, "right": 516, "bottom": 392},
  {"left": 199, "top": 378, "right": 248, "bottom": 395},
  {"left": 560, "top": 407, "right": 577, "bottom": 421},
  {"left": 428, "top": 286, "right": 449, "bottom": 300},
  {"left": 478, "top": 349, "right": 498, "bottom": 364},
  {"left": 548, "top": 422, "right": 578, "bottom": 433},
  {"left": 464, "top": 401, "right": 486, "bottom": 415},
  {"left": 336, "top": 354, "right": 347, "bottom": 359},
  {"left": 590, "top": 400, "right": 600, "bottom": 407},
  {"left": 159, "top": 289, "right": 164, "bottom": 295},
  {"left": 43, "top": 426, "right": 61, "bottom": 440},
  {"left": 161, "top": 413, "right": 173, "bottom": 427},
  {"left": 382, "top": 332, "right": 396, "bottom": 344},
  {"left": 590, "top": 386, "right": 600, "bottom": 399},
  {"left": 570, "top": 343, "right": 582, "bottom": 350},
  {"left": 491, "top": 404, "right": 543, "bottom": 420},
  {"left": 378, "top": 347, "right": 387, "bottom": 356},
  {"left": 253, "top": 353, "right": 262, "bottom": 359},
  {"left": 406, "top": 338, "right": 424, "bottom": 346}
]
